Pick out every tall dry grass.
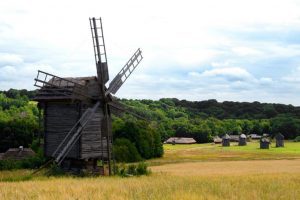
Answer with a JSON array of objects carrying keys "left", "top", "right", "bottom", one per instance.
[
  {"left": 1, "top": 143, "right": 300, "bottom": 199},
  {"left": 0, "top": 173, "right": 299, "bottom": 200}
]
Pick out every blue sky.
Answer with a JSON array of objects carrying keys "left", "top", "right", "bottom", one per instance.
[{"left": 1, "top": 0, "right": 300, "bottom": 105}]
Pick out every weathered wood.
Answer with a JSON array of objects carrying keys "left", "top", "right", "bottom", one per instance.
[{"left": 44, "top": 102, "right": 80, "bottom": 158}]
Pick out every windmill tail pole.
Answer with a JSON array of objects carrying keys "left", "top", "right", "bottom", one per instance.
[{"left": 31, "top": 158, "right": 54, "bottom": 175}]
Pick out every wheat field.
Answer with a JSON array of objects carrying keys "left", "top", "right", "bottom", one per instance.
[{"left": 1, "top": 142, "right": 300, "bottom": 200}]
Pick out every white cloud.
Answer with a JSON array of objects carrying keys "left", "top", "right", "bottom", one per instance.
[
  {"left": 0, "top": 0, "right": 300, "bottom": 105},
  {"left": 196, "top": 67, "right": 254, "bottom": 82},
  {"left": 0, "top": 53, "right": 23, "bottom": 65},
  {"left": 282, "top": 67, "right": 300, "bottom": 83},
  {"left": 232, "top": 47, "right": 262, "bottom": 56}
]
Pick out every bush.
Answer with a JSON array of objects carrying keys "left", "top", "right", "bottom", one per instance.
[
  {"left": 113, "top": 117, "right": 164, "bottom": 160},
  {"left": 294, "top": 136, "right": 300, "bottom": 142},
  {"left": 113, "top": 138, "right": 142, "bottom": 162},
  {"left": 45, "top": 163, "right": 65, "bottom": 176},
  {"left": 136, "top": 162, "right": 150, "bottom": 175},
  {"left": 0, "top": 155, "right": 45, "bottom": 170},
  {"left": 0, "top": 159, "right": 22, "bottom": 170},
  {"left": 114, "top": 162, "right": 150, "bottom": 177}
]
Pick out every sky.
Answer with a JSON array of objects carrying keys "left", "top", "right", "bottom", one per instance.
[{"left": 1, "top": 0, "right": 300, "bottom": 105}]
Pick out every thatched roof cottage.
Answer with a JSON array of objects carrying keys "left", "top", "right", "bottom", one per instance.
[
  {"left": 2, "top": 147, "right": 36, "bottom": 160},
  {"left": 165, "top": 137, "right": 197, "bottom": 144}
]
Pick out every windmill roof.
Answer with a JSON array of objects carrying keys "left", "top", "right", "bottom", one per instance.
[
  {"left": 49, "top": 76, "right": 97, "bottom": 87},
  {"left": 165, "top": 137, "right": 196, "bottom": 144},
  {"left": 34, "top": 76, "right": 100, "bottom": 101}
]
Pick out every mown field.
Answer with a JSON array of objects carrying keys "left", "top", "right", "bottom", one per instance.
[{"left": 0, "top": 141, "right": 300, "bottom": 200}]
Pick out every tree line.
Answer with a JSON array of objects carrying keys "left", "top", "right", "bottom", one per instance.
[
  {"left": 120, "top": 98, "right": 300, "bottom": 142},
  {"left": 1, "top": 89, "right": 300, "bottom": 162}
]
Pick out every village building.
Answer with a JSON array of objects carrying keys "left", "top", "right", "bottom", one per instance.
[
  {"left": 249, "top": 134, "right": 262, "bottom": 140},
  {"left": 213, "top": 136, "right": 222, "bottom": 144},
  {"left": 238, "top": 134, "right": 247, "bottom": 146},
  {"left": 260, "top": 138, "right": 270, "bottom": 149},
  {"left": 165, "top": 137, "right": 197, "bottom": 144},
  {"left": 275, "top": 133, "right": 284, "bottom": 147},
  {"left": 222, "top": 134, "right": 231, "bottom": 147},
  {"left": 228, "top": 135, "right": 239, "bottom": 142},
  {"left": 1, "top": 146, "right": 35, "bottom": 160}
]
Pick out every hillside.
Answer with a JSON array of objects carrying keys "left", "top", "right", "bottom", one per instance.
[
  {"left": 120, "top": 98, "right": 300, "bottom": 142},
  {"left": 1, "top": 89, "right": 300, "bottom": 154}
]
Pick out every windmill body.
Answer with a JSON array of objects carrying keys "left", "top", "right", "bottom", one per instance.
[{"left": 33, "top": 18, "right": 143, "bottom": 174}]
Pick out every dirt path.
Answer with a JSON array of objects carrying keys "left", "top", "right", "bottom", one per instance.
[{"left": 150, "top": 159, "right": 300, "bottom": 176}]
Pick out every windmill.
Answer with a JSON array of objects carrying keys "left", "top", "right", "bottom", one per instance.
[{"left": 33, "top": 18, "right": 143, "bottom": 175}]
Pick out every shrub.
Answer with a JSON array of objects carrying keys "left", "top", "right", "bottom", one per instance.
[
  {"left": 113, "top": 138, "right": 142, "bottom": 162},
  {"left": 136, "top": 162, "right": 150, "bottom": 175},
  {"left": 126, "top": 164, "right": 137, "bottom": 175},
  {"left": 45, "top": 163, "right": 65, "bottom": 176},
  {"left": 0, "top": 155, "right": 45, "bottom": 170},
  {"left": 294, "top": 136, "right": 300, "bottom": 142},
  {"left": 114, "top": 162, "right": 150, "bottom": 177}
]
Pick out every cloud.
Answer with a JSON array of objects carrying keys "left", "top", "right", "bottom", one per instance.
[
  {"left": 0, "top": 53, "right": 23, "bottom": 65},
  {"left": 1, "top": 0, "right": 300, "bottom": 105},
  {"left": 190, "top": 67, "right": 254, "bottom": 82},
  {"left": 282, "top": 67, "right": 300, "bottom": 83}
]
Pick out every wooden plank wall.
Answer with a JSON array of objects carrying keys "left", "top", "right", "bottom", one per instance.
[
  {"left": 81, "top": 107, "right": 111, "bottom": 159},
  {"left": 45, "top": 102, "right": 80, "bottom": 158}
]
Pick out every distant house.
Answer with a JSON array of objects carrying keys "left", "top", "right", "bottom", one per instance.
[
  {"left": 238, "top": 134, "right": 247, "bottom": 146},
  {"left": 222, "top": 134, "right": 231, "bottom": 147},
  {"left": 249, "top": 134, "right": 262, "bottom": 140},
  {"left": 213, "top": 136, "right": 222, "bottom": 144},
  {"left": 260, "top": 138, "right": 270, "bottom": 149},
  {"left": 2, "top": 147, "right": 36, "bottom": 160},
  {"left": 229, "top": 135, "right": 239, "bottom": 142},
  {"left": 275, "top": 133, "right": 284, "bottom": 147},
  {"left": 165, "top": 137, "right": 196, "bottom": 144}
]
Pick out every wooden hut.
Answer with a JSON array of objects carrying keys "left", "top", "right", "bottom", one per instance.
[
  {"left": 2, "top": 147, "right": 35, "bottom": 160},
  {"left": 229, "top": 135, "right": 239, "bottom": 142},
  {"left": 238, "top": 134, "right": 247, "bottom": 146},
  {"left": 213, "top": 136, "right": 222, "bottom": 144},
  {"left": 275, "top": 133, "right": 284, "bottom": 147},
  {"left": 165, "top": 137, "right": 196, "bottom": 144},
  {"left": 249, "top": 134, "right": 262, "bottom": 140},
  {"left": 222, "top": 134, "right": 231, "bottom": 147},
  {"left": 260, "top": 137, "right": 270, "bottom": 149}
]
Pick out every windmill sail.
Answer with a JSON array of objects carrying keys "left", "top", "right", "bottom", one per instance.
[
  {"left": 106, "top": 48, "right": 143, "bottom": 95},
  {"left": 90, "top": 17, "right": 109, "bottom": 85}
]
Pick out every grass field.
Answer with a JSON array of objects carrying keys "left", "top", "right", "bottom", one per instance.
[
  {"left": 148, "top": 141, "right": 300, "bottom": 166},
  {"left": 0, "top": 141, "right": 300, "bottom": 200}
]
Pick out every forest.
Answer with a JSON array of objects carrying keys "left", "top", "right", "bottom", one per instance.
[{"left": 1, "top": 89, "right": 300, "bottom": 162}]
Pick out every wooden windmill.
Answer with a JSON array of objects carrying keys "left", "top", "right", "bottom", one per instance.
[{"left": 33, "top": 18, "right": 143, "bottom": 175}]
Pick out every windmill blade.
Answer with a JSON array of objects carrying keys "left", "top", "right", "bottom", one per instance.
[
  {"left": 108, "top": 100, "right": 148, "bottom": 121},
  {"left": 34, "top": 70, "right": 93, "bottom": 100},
  {"left": 90, "top": 17, "right": 109, "bottom": 85},
  {"left": 105, "top": 48, "right": 143, "bottom": 95}
]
